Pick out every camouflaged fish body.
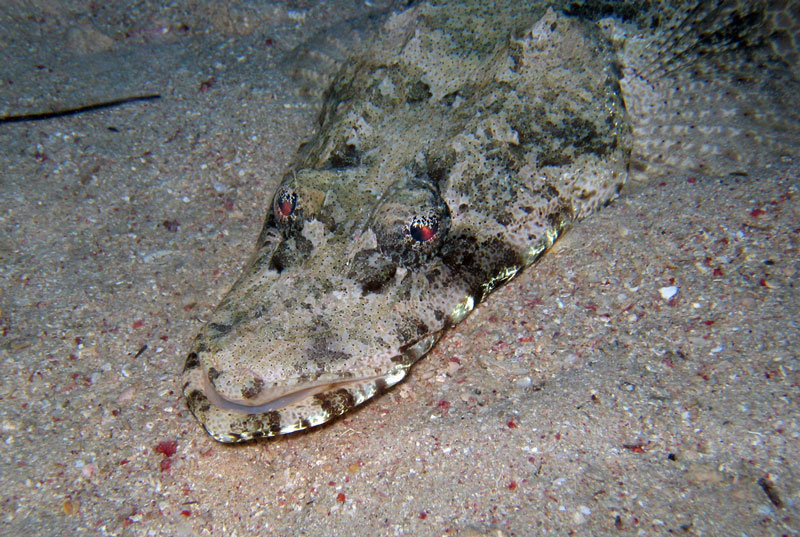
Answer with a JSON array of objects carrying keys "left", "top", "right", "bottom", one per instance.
[{"left": 183, "top": 1, "right": 800, "bottom": 442}]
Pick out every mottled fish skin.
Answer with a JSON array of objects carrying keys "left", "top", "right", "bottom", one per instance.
[{"left": 183, "top": 0, "right": 800, "bottom": 442}]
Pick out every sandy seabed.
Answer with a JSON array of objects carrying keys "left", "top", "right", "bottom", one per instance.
[{"left": 0, "top": 2, "right": 798, "bottom": 536}]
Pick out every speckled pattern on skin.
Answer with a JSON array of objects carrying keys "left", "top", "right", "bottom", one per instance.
[{"left": 183, "top": 0, "right": 800, "bottom": 442}]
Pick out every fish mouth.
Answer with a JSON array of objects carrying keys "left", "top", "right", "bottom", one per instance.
[
  {"left": 185, "top": 364, "right": 411, "bottom": 442},
  {"left": 201, "top": 371, "right": 392, "bottom": 415},
  {"left": 183, "top": 332, "right": 443, "bottom": 442},
  {"left": 199, "top": 330, "right": 443, "bottom": 416}
]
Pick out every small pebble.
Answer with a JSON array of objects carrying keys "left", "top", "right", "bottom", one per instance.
[
  {"left": 515, "top": 376, "right": 532, "bottom": 389},
  {"left": 659, "top": 286, "right": 678, "bottom": 300},
  {"left": 62, "top": 499, "right": 80, "bottom": 516}
]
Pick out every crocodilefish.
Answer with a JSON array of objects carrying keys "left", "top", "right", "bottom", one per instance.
[{"left": 183, "top": 0, "right": 800, "bottom": 442}]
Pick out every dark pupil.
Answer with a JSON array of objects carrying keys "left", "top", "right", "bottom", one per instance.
[
  {"left": 409, "top": 221, "right": 437, "bottom": 242},
  {"left": 277, "top": 193, "right": 296, "bottom": 217}
]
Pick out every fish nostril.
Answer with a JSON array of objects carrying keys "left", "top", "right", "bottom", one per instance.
[
  {"left": 266, "top": 234, "right": 313, "bottom": 274},
  {"left": 269, "top": 256, "right": 285, "bottom": 274},
  {"left": 359, "top": 267, "right": 396, "bottom": 294},
  {"left": 347, "top": 249, "right": 397, "bottom": 295}
]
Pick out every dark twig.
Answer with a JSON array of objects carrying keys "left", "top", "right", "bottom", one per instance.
[
  {"left": 757, "top": 476, "right": 784, "bottom": 509},
  {"left": 0, "top": 93, "right": 160, "bottom": 124}
]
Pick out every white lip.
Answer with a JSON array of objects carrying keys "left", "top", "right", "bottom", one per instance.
[
  {"left": 200, "top": 332, "right": 441, "bottom": 416},
  {"left": 201, "top": 372, "right": 387, "bottom": 415}
]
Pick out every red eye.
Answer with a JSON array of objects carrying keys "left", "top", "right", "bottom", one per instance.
[
  {"left": 275, "top": 191, "right": 297, "bottom": 219},
  {"left": 278, "top": 199, "right": 293, "bottom": 217},
  {"left": 409, "top": 220, "right": 437, "bottom": 242}
]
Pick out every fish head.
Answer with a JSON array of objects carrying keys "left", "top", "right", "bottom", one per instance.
[
  {"left": 181, "top": 6, "right": 632, "bottom": 443},
  {"left": 182, "top": 166, "right": 479, "bottom": 443}
]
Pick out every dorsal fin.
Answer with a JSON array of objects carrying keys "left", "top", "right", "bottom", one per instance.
[
  {"left": 604, "top": 0, "right": 800, "bottom": 178},
  {"left": 280, "top": 5, "right": 405, "bottom": 100}
]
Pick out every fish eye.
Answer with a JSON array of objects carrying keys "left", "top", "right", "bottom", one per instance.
[
  {"left": 272, "top": 182, "right": 302, "bottom": 234},
  {"left": 374, "top": 178, "right": 450, "bottom": 268},
  {"left": 408, "top": 215, "right": 438, "bottom": 242},
  {"left": 273, "top": 186, "right": 297, "bottom": 221},
  {"left": 275, "top": 190, "right": 297, "bottom": 219}
]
